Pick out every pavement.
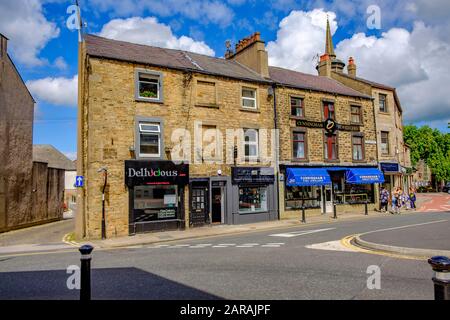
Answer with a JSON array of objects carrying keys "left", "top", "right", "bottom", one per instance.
[{"left": 416, "top": 192, "right": 450, "bottom": 212}]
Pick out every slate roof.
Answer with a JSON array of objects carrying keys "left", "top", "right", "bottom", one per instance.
[
  {"left": 84, "top": 34, "right": 371, "bottom": 99},
  {"left": 269, "top": 66, "right": 371, "bottom": 99},
  {"left": 33, "top": 145, "right": 76, "bottom": 170}
]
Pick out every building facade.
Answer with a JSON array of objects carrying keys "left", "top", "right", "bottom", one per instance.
[
  {"left": 321, "top": 20, "right": 413, "bottom": 193},
  {"left": 76, "top": 31, "right": 385, "bottom": 239}
]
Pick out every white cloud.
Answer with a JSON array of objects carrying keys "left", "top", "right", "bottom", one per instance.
[
  {"left": 267, "top": 9, "right": 337, "bottom": 74},
  {"left": 88, "top": 0, "right": 234, "bottom": 27},
  {"left": 97, "top": 17, "right": 215, "bottom": 56},
  {"left": 0, "top": 0, "right": 60, "bottom": 66},
  {"left": 54, "top": 56, "right": 68, "bottom": 70},
  {"left": 26, "top": 75, "right": 78, "bottom": 107},
  {"left": 267, "top": 8, "right": 450, "bottom": 126}
]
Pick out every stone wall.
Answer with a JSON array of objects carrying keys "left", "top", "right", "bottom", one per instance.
[{"left": 77, "top": 56, "right": 276, "bottom": 239}]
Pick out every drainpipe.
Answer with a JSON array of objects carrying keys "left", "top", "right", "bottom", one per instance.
[{"left": 272, "top": 83, "right": 280, "bottom": 220}]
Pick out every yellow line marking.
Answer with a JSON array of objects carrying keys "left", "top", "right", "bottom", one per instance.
[{"left": 340, "top": 235, "right": 427, "bottom": 261}]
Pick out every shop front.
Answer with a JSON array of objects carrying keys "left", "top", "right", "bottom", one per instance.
[
  {"left": 125, "top": 160, "right": 189, "bottom": 234},
  {"left": 231, "top": 167, "right": 278, "bottom": 224},
  {"left": 380, "top": 162, "right": 402, "bottom": 192},
  {"left": 282, "top": 165, "right": 384, "bottom": 218}
]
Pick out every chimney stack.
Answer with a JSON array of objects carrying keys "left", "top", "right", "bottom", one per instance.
[
  {"left": 317, "top": 53, "right": 331, "bottom": 77},
  {"left": 348, "top": 57, "right": 356, "bottom": 77},
  {"left": 0, "top": 33, "right": 8, "bottom": 59},
  {"left": 225, "top": 32, "right": 269, "bottom": 78}
]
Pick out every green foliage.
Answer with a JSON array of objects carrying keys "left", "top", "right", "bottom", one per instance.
[
  {"left": 140, "top": 90, "right": 157, "bottom": 98},
  {"left": 404, "top": 125, "right": 450, "bottom": 182}
]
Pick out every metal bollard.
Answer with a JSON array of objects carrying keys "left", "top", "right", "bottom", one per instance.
[
  {"left": 364, "top": 201, "right": 368, "bottom": 215},
  {"left": 79, "top": 244, "right": 94, "bottom": 301},
  {"left": 301, "top": 206, "right": 306, "bottom": 223},
  {"left": 333, "top": 203, "right": 337, "bottom": 219},
  {"left": 428, "top": 256, "right": 450, "bottom": 300}
]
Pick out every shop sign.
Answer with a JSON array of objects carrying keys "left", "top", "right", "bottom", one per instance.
[
  {"left": 296, "top": 118, "right": 360, "bottom": 133},
  {"left": 125, "top": 160, "right": 189, "bottom": 187},
  {"left": 380, "top": 162, "right": 400, "bottom": 173},
  {"left": 232, "top": 167, "right": 275, "bottom": 184},
  {"left": 157, "top": 208, "right": 176, "bottom": 219}
]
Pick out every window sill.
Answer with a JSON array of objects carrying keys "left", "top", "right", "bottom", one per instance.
[
  {"left": 291, "top": 158, "right": 309, "bottom": 163},
  {"left": 290, "top": 116, "right": 306, "bottom": 120},
  {"left": 352, "top": 160, "right": 367, "bottom": 163},
  {"left": 324, "top": 159, "right": 340, "bottom": 163},
  {"left": 195, "top": 103, "right": 219, "bottom": 109},
  {"left": 136, "top": 97, "right": 164, "bottom": 104},
  {"left": 378, "top": 111, "right": 390, "bottom": 115},
  {"left": 240, "top": 107, "right": 260, "bottom": 113}
]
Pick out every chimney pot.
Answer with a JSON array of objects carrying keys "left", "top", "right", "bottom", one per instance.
[{"left": 347, "top": 56, "right": 356, "bottom": 77}]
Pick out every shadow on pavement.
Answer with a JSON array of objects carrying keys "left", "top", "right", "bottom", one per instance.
[{"left": 0, "top": 267, "right": 223, "bottom": 300}]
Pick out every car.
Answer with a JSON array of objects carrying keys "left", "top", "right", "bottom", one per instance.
[{"left": 443, "top": 182, "right": 450, "bottom": 193}]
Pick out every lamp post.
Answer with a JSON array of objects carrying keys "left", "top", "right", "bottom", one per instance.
[{"left": 98, "top": 167, "right": 108, "bottom": 240}]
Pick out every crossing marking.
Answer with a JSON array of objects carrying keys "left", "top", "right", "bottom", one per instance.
[{"left": 269, "top": 228, "right": 335, "bottom": 238}]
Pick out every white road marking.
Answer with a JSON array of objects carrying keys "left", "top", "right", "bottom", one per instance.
[
  {"left": 364, "top": 219, "right": 448, "bottom": 234},
  {"left": 261, "top": 245, "right": 282, "bottom": 247},
  {"left": 306, "top": 240, "right": 358, "bottom": 252},
  {"left": 269, "top": 228, "right": 335, "bottom": 238},
  {"left": 218, "top": 244, "right": 236, "bottom": 246}
]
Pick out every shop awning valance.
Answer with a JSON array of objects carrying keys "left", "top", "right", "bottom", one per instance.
[
  {"left": 286, "top": 168, "right": 332, "bottom": 187},
  {"left": 345, "top": 168, "right": 385, "bottom": 184}
]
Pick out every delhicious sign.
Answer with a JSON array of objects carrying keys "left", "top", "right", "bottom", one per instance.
[{"left": 125, "top": 160, "right": 189, "bottom": 187}]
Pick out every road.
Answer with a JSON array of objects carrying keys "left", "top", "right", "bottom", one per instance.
[{"left": 1, "top": 211, "right": 448, "bottom": 300}]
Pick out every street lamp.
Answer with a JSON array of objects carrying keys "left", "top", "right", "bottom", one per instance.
[{"left": 97, "top": 167, "right": 108, "bottom": 239}]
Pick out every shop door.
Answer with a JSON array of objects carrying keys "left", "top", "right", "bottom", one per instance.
[
  {"left": 190, "top": 187, "right": 208, "bottom": 225},
  {"left": 322, "top": 185, "right": 333, "bottom": 214},
  {"left": 211, "top": 186, "right": 225, "bottom": 223}
]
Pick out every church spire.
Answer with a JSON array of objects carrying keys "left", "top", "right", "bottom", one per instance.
[{"left": 325, "top": 16, "right": 336, "bottom": 59}]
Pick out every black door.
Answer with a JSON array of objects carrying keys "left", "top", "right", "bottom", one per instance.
[
  {"left": 190, "top": 187, "right": 208, "bottom": 225},
  {"left": 211, "top": 187, "right": 222, "bottom": 223}
]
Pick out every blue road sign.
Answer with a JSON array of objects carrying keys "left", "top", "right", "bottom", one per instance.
[{"left": 75, "top": 176, "right": 84, "bottom": 188}]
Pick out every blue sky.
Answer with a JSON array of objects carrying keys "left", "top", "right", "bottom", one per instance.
[{"left": 1, "top": 0, "right": 449, "bottom": 159}]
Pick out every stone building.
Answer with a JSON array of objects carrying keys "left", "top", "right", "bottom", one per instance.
[
  {"left": 76, "top": 34, "right": 278, "bottom": 239},
  {"left": 321, "top": 19, "right": 413, "bottom": 193},
  {"left": 0, "top": 33, "right": 64, "bottom": 232}
]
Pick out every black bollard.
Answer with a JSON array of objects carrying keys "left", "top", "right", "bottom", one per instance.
[
  {"left": 428, "top": 256, "right": 450, "bottom": 300},
  {"left": 301, "top": 206, "right": 306, "bottom": 223},
  {"left": 364, "top": 201, "right": 368, "bottom": 215},
  {"left": 79, "top": 244, "right": 94, "bottom": 301},
  {"left": 333, "top": 202, "right": 337, "bottom": 219}
]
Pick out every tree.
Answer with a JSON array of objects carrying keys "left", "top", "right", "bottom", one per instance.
[{"left": 404, "top": 125, "right": 450, "bottom": 183}]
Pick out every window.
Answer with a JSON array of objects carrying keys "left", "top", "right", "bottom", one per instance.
[
  {"left": 196, "top": 80, "right": 216, "bottom": 106},
  {"left": 133, "top": 185, "right": 178, "bottom": 221},
  {"left": 324, "top": 134, "right": 337, "bottom": 160},
  {"left": 351, "top": 105, "right": 362, "bottom": 124},
  {"left": 381, "top": 131, "right": 390, "bottom": 155},
  {"left": 138, "top": 122, "right": 161, "bottom": 157},
  {"left": 291, "top": 97, "right": 304, "bottom": 117},
  {"left": 293, "top": 131, "right": 306, "bottom": 159},
  {"left": 352, "top": 135, "right": 364, "bottom": 160},
  {"left": 242, "top": 87, "right": 257, "bottom": 109},
  {"left": 379, "top": 94, "right": 387, "bottom": 112},
  {"left": 135, "top": 70, "right": 163, "bottom": 102},
  {"left": 323, "top": 101, "right": 335, "bottom": 120},
  {"left": 239, "top": 186, "right": 267, "bottom": 213},
  {"left": 201, "top": 124, "right": 220, "bottom": 160},
  {"left": 285, "top": 186, "right": 321, "bottom": 210},
  {"left": 244, "top": 128, "right": 259, "bottom": 159}
]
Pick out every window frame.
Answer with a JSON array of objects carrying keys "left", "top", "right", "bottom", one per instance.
[
  {"left": 135, "top": 69, "right": 164, "bottom": 103},
  {"left": 380, "top": 131, "right": 390, "bottom": 155},
  {"left": 292, "top": 129, "right": 307, "bottom": 161},
  {"left": 323, "top": 132, "right": 338, "bottom": 161},
  {"left": 243, "top": 128, "right": 259, "bottom": 160},
  {"left": 379, "top": 93, "right": 388, "bottom": 113},
  {"left": 350, "top": 105, "right": 362, "bottom": 124},
  {"left": 241, "top": 87, "right": 258, "bottom": 110},
  {"left": 352, "top": 133, "right": 365, "bottom": 161},
  {"left": 135, "top": 116, "right": 164, "bottom": 159},
  {"left": 290, "top": 96, "right": 304, "bottom": 118},
  {"left": 322, "top": 100, "right": 336, "bottom": 120},
  {"left": 195, "top": 78, "right": 218, "bottom": 108}
]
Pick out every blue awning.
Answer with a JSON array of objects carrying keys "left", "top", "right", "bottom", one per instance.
[
  {"left": 345, "top": 168, "right": 385, "bottom": 184},
  {"left": 286, "top": 168, "right": 332, "bottom": 186}
]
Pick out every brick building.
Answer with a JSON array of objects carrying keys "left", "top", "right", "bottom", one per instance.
[{"left": 76, "top": 31, "right": 385, "bottom": 239}]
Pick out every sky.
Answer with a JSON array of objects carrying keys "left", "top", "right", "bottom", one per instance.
[{"left": 1, "top": 0, "right": 449, "bottom": 160}]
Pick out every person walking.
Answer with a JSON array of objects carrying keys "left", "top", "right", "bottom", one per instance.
[
  {"left": 391, "top": 187, "right": 400, "bottom": 214},
  {"left": 409, "top": 187, "right": 417, "bottom": 210},
  {"left": 379, "top": 186, "right": 389, "bottom": 212}
]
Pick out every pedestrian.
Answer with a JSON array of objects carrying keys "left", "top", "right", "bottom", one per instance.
[
  {"left": 409, "top": 187, "right": 417, "bottom": 210},
  {"left": 379, "top": 186, "right": 389, "bottom": 212},
  {"left": 391, "top": 187, "right": 400, "bottom": 214}
]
